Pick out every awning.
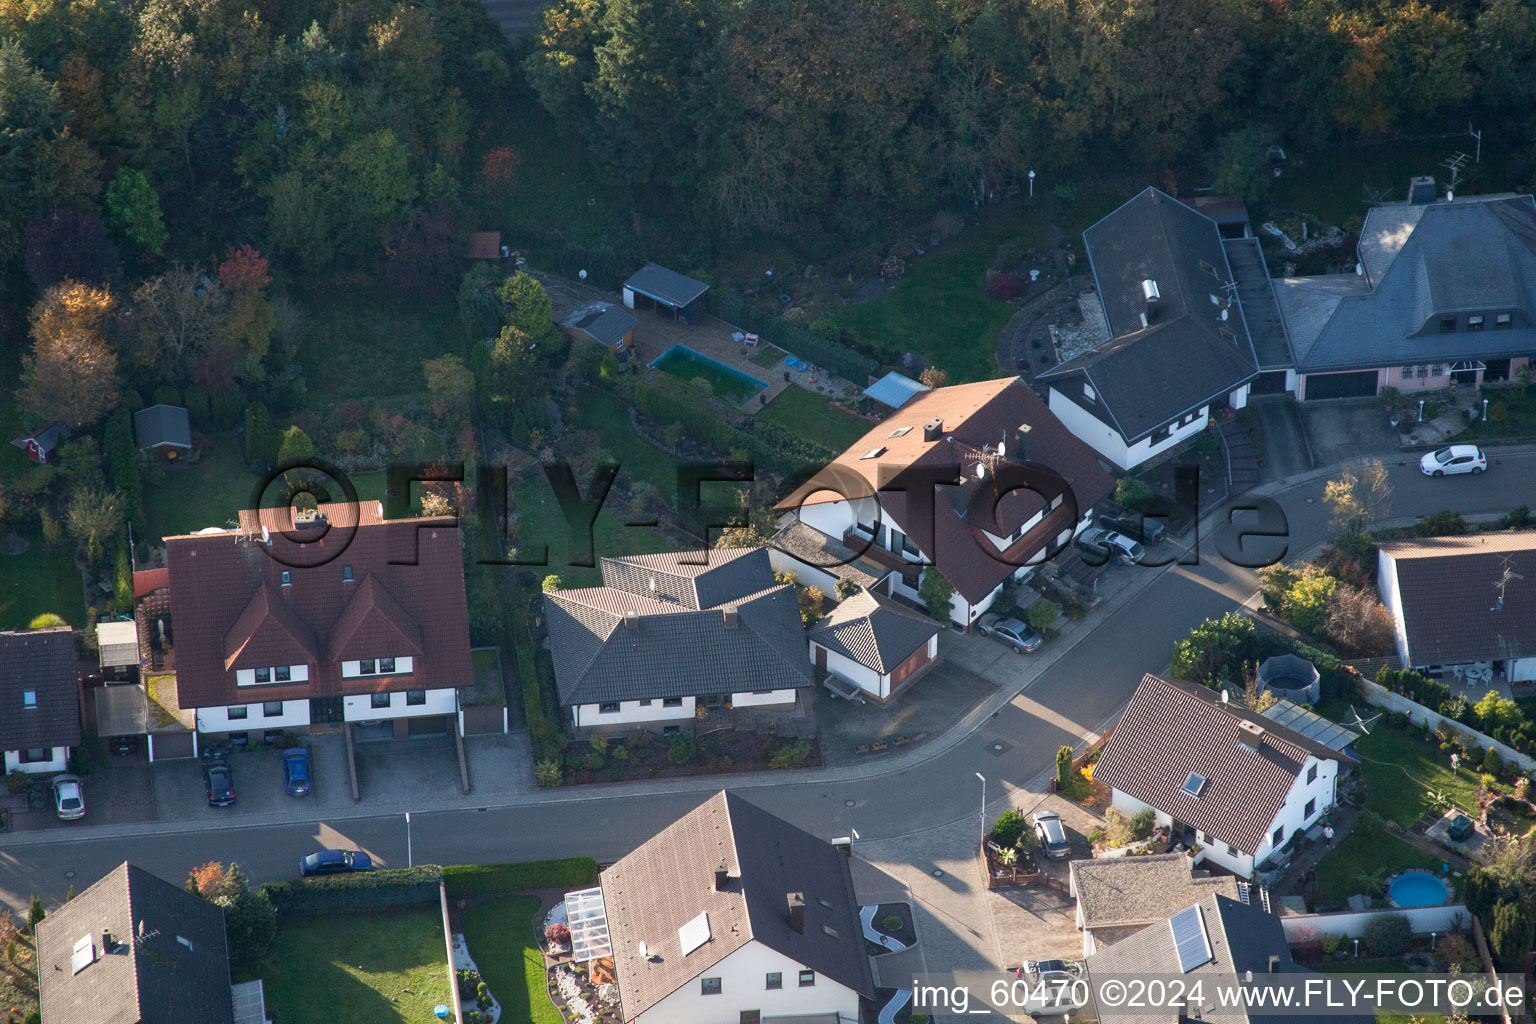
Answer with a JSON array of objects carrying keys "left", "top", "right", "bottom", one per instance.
[
  {"left": 96, "top": 684, "right": 149, "bottom": 737},
  {"left": 862, "top": 371, "right": 930, "bottom": 410}
]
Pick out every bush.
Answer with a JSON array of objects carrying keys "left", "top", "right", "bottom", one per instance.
[
  {"left": 1483, "top": 747, "right": 1503, "bottom": 775},
  {"left": 1026, "top": 599, "right": 1059, "bottom": 633},
  {"left": 1087, "top": 827, "right": 1107, "bottom": 845},
  {"left": 7, "top": 770, "right": 27, "bottom": 794},
  {"left": 1105, "top": 807, "right": 1137, "bottom": 847},
  {"left": 260, "top": 865, "right": 443, "bottom": 912},
  {"left": 545, "top": 922, "right": 571, "bottom": 945},
  {"left": 151, "top": 385, "right": 181, "bottom": 407},
  {"left": 1354, "top": 808, "right": 1382, "bottom": 836},
  {"left": 1131, "top": 808, "right": 1156, "bottom": 840},
  {"left": 1361, "top": 913, "right": 1413, "bottom": 956},
  {"left": 668, "top": 733, "right": 696, "bottom": 766},
  {"left": 1056, "top": 745, "right": 1074, "bottom": 785},
  {"left": 768, "top": 741, "right": 811, "bottom": 769},
  {"left": 1193, "top": 431, "right": 1220, "bottom": 455},
  {"left": 1115, "top": 477, "right": 1154, "bottom": 512},
  {"left": 991, "top": 810, "right": 1028, "bottom": 848},
  {"left": 535, "top": 758, "right": 563, "bottom": 787},
  {"left": 985, "top": 273, "right": 1027, "bottom": 301},
  {"left": 881, "top": 914, "right": 903, "bottom": 933},
  {"left": 27, "top": 613, "right": 66, "bottom": 628},
  {"left": 441, "top": 858, "right": 598, "bottom": 898},
  {"left": 457, "top": 968, "right": 483, "bottom": 999}
]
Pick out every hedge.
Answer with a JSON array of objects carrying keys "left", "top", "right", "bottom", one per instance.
[
  {"left": 713, "top": 293, "right": 878, "bottom": 384},
  {"left": 1376, "top": 665, "right": 1450, "bottom": 710},
  {"left": 259, "top": 865, "right": 443, "bottom": 912},
  {"left": 442, "top": 857, "right": 598, "bottom": 898}
]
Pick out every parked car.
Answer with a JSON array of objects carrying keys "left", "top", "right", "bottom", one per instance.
[
  {"left": 108, "top": 735, "right": 139, "bottom": 756},
  {"left": 1420, "top": 444, "right": 1486, "bottom": 476},
  {"left": 300, "top": 849, "right": 374, "bottom": 877},
  {"left": 976, "top": 613, "right": 1043, "bottom": 653},
  {"left": 1032, "top": 810, "right": 1072, "bottom": 859},
  {"left": 203, "top": 754, "right": 235, "bottom": 807},
  {"left": 1097, "top": 503, "right": 1167, "bottom": 544},
  {"left": 1074, "top": 527, "right": 1145, "bottom": 565},
  {"left": 52, "top": 774, "right": 84, "bottom": 820},
  {"left": 282, "top": 747, "right": 313, "bottom": 797}
]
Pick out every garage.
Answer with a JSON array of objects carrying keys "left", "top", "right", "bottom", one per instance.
[
  {"left": 1303, "top": 370, "right": 1377, "bottom": 400},
  {"left": 1250, "top": 370, "right": 1291, "bottom": 396}
]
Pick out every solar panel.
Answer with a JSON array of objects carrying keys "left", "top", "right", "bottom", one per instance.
[
  {"left": 564, "top": 887, "right": 613, "bottom": 963},
  {"left": 70, "top": 934, "right": 95, "bottom": 975},
  {"left": 1183, "top": 772, "right": 1207, "bottom": 797},
  {"left": 1169, "top": 906, "right": 1212, "bottom": 973},
  {"left": 678, "top": 911, "right": 712, "bottom": 956}
]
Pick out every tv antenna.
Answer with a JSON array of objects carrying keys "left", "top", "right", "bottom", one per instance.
[
  {"left": 1361, "top": 183, "right": 1392, "bottom": 207},
  {"left": 1492, "top": 556, "right": 1523, "bottom": 611},
  {"left": 1468, "top": 123, "right": 1482, "bottom": 164},
  {"left": 1441, "top": 153, "right": 1470, "bottom": 196},
  {"left": 962, "top": 442, "right": 1005, "bottom": 480}
]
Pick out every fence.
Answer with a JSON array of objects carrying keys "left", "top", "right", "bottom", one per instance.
[
  {"left": 1279, "top": 903, "right": 1469, "bottom": 940},
  {"left": 438, "top": 880, "right": 464, "bottom": 1024},
  {"left": 711, "top": 293, "right": 880, "bottom": 385},
  {"left": 1361, "top": 679, "right": 1536, "bottom": 773}
]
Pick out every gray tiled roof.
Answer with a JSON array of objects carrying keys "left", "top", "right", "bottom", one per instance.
[
  {"left": 769, "top": 521, "right": 888, "bottom": 590},
  {"left": 624, "top": 263, "right": 708, "bottom": 308},
  {"left": 601, "top": 791, "right": 875, "bottom": 1022},
  {"left": 544, "top": 548, "right": 814, "bottom": 705},
  {"left": 1283, "top": 194, "right": 1536, "bottom": 372},
  {"left": 1039, "top": 188, "right": 1260, "bottom": 441},
  {"left": 562, "top": 302, "right": 638, "bottom": 347},
  {"left": 1222, "top": 239, "right": 1290, "bottom": 370},
  {"left": 806, "top": 589, "right": 940, "bottom": 674},
  {"left": 1379, "top": 531, "right": 1536, "bottom": 666},
  {"left": 132, "top": 404, "right": 192, "bottom": 449},
  {"left": 0, "top": 626, "right": 80, "bottom": 752},
  {"left": 1070, "top": 854, "right": 1238, "bottom": 931},
  {"left": 1093, "top": 675, "right": 1341, "bottom": 856},
  {"left": 38, "top": 862, "right": 234, "bottom": 1024}
]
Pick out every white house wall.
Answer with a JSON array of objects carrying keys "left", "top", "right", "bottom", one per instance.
[
  {"left": 197, "top": 700, "right": 311, "bottom": 733},
  {"left": 813, "top": 643, "right": 885, "bottom": 699},
  {"left": 343, "top": 686, "right": 456, "bottom": 722},
  {"left": 1511, "top": 658, "right": 1536, "bottom": 683},
  {"left": 1228, "top": 385, "right": 1250, "bottom": 410},
  {"left": 572, "top": 697, "right": 697, "bottom": 730},
  {"left": 1376, "top": 551, "right": 1413, "bottom": 667},
  {"left": 1046, "top": 388, "right": 1209, "bottom": 471},
  {"left": 1249, "top": 754, "right": 1337, "bottom": 870},
  {"left": 728, "top": 688, "right": 798, "bottom": 708},
  {"left": 634, "top": 939, "right": 861, "bottom": 1024},
  {"left": 2, "top": 747, "right": 69, "bottom": 774}
]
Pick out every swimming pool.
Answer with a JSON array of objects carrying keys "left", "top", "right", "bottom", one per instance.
[
  {"left": 649, "top": 345, "right": 768, "bottom": 404},
  {"left": 1388, "top": 871, "right": 1449, "bottom": 907}
]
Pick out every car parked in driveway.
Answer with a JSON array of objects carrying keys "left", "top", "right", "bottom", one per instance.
[
  {"left": 1420, "top": 444, "right": 1486, "bottom": 476},
  {"left": 203, "top": 753, "right": 235, "bottom": 807},
  {"left": 1075, "top": 527, "right": 1146, "bottom": 565},
  {"left": 1097, "top": 503, "right": 1167, "bottom": 544},
  {"left": 976, "top": 613, "right": 1043, "bottom": 653},
  {"left": 282, "top": 747, "right": 313, "bottom": 796},
  {"left": 1033, "top": 809, "right": 1071, "bottom": 859},
  {"left": 108, "top": 735, "right": 139, "bottom": 756},
  {"left": 52, "top": 774, "right": 84, "bottom": 820},
  {"left": 300, "top": 849, "right": 374, "bottom": 876}
]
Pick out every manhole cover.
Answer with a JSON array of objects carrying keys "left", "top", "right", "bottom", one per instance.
[
  {"left": 932, "top": 869, "right": 945, "bottom": 878},
  {"left": 844, "top": 800, "right": 856, "bottom": 807},
  {"left": 988, "top": 740, "right": 1012, "bottom": 756},
  {"left": 64, "top": 870, "right": 75, "bottom": 878}
]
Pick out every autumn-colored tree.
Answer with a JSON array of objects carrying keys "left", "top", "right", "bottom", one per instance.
[
  {"left": 495, "top": 271, "right": 553, "bottom": 340},
  {"left": 217, "top": 244, "right": 271, "bottom": 294},
  {"left": 422, "top": 353, "right": 474, "bottom": 425},
  {"left": 478, "top": 145, "right": 522, "bottom": 195},
  {"left": 66, "top": 485, "right": 122, "bottom": 563},
  {"left": 132, "top": 266, "right": 224, "bottom": 377},
  {"left": 919, "top": 366, "right": 948, "bottom": 388},
  {"left": 19, "top": 329, "right": 119, "bottom": 426},
  {"left": 30, "top": 279, "right": 118, "bottom": 346}
]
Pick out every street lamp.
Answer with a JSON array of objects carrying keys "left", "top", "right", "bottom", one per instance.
[
  {"left": 975, "top": 773, "right": 987, "bottom": 851},
  {"left": 1028, "top": 170, "right": 1036, "bottom": 198},
  {"left": 405, "top": 811, "right": 413, "bottom": 869}
]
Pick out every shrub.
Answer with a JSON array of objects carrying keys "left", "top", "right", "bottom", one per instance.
[
  {"left": 1056, "top": 745, "right": 1074, "bottom": 785},
  {"left": 457, "top": 968, "right": 483, "bottom": 999},
  {"left": 1354, "top": 808, "right": 1382, "bottom": 836},
  {"left": 991, "top": 810, "right": 1028, "bottom": 848},
  {"left": 442, "top": 858, "right": 598, "bottom": 898},
  {"left": 881, "top": 914, "right": 903, "bottom": 933},
  {"left": 1321, "top": 934, "right": 1342, "bottom": 955},
  {"left": 260, "top": 866, "right": 442, "bottom": 912},
  {"left": 1026, "top": 599, "right": 1058, "bottom": 633},
  {"left": 1483, "top": 747, "right": 1503, "bottom": 775},
  {"left": 545, "top": 922, "right": 571, "bottom": 945},
  {"left": 1361, "top": 913, "right": 1413, "bottom": 956},
  {"left": 27, "top": 613, "right": 66, "bottom": 628},
  {"left": 1105, "top": 807, "right": 1137, "bottom": 847},
  {"left": 1115, "top": 477, "right": 1154, "bottom": 512},
  {"left": 668, "top": 733, "right": 696, "bottom": 766},
  {"left": 1194, "top": 431, "right": 1219, "bottom": 455},
  {"left": 1087, "top": 827, "right": 1107, "bottom": 845},
  {"left": 768, "top": 741, "right": 811, "bottom": 769},
  {"left": 1131, "top": 808, "right": 1156, "bottom": 840},
  {"left": 535, "top": 758, "right": 563, "bottom": 787},
  {"left": 151, "top": 385, "right": 181, "bottom": 407}
]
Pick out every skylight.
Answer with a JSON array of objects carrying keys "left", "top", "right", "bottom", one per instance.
[
  {"left": 1169, "top": 905, "right": 1212, "bottom": 973},
  {"left": 678, "top": 911, "right": 711, "bottom": 956},
  {"left": 859, "top": 446, "right": 887, "bottom": 460},
  {"left": 71, "top": 934, "right": 95, "bottom": 975},
  {"left": 889, "top": 427, "right": 912, "bottom": 437},
  {"left": 1182, "top": 772, "right": 1207, "bottom": 797}
]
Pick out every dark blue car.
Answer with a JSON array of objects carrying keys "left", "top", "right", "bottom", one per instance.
[
  {"left": 300, "top": 849, "right": 374, "bottom": 877},
  {"left": 203, "top": 755, "right": 235, "bottom": 807},
  {"left": 282, "top": 747, "right": 313, "bottom": 797}
]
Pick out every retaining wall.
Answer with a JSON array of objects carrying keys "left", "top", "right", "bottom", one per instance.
[{"left": 1280, "top": 903, "right": 1470, "bottom": 940}]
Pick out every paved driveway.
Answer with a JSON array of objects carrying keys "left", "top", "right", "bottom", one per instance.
[
  {"left": 1298, "top": 398, "right": 1397, "bottom": 466},
  {"left": 815, "top": 657, "right": 998, "bottom": 767},
  {"left": 1251, "top": 397, "right": 1315, "bottom": 482},
  {"left": 151, "top": 740, "right": 353, "bottom": 822}
]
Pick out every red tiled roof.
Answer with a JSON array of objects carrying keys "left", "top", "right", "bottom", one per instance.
[
  {"left": 166, "top": 502, "right": 471, "bottom": 705},
  {"left": 133, "top": 567, "right": 170, "bottom": 599}
]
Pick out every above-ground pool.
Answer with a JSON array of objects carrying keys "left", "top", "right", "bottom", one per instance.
[
  {"left": 649, "top": 344, "right": 768, "bottom": 404},
  {"left": 1388, "top": 871, "right": 1449, "bottom": 907}
]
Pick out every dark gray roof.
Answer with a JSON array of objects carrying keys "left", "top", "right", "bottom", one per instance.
[
  {"left": 38, "top": 862, "right": 234, "bottom": 1024},
  {"left": 1086, "top": 893, "right": 1374, "bottom": 1024},
  {"left": 807, "top": 589, "right": 939, "bottom": 674},
  {"left": 601, "top": 791, "right": 875, "bottom": 1022},
  {"left": 1069, "top": 854, "right": 1238, "bottom": 930},
  {"left": 1280, "top": 194, "right": 1536, "bottom": 373},
  {"left": 132, "top": 405, "right": 192, "bottom": 449},
  {"left": 1039, "top": 188, "right": 1259, "bottom": 441},
  {"left": 11, "top": 421, "right": 67, "bottom": 453},
  {"left": 769, "top": 521, "right": 889, "bottom": 590},
  {"left": 1379, "top": 531, "right": 1536, "bottom": 666},
  {"left": 1222, "top": 238, "right": 1290, "bottom": 370},
  {"left": 624, "top": 263, "right": 709, "bottom": 308},
  {"left": 543, "top": 548, "right": 814, "bottom": 705},
  {"left": 0, "top": 626, "right": 80, "bottom": 752},
  {"left": 562, "top": 302, "right": 638, "bottom": 347}
]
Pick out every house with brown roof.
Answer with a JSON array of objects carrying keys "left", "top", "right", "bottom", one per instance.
[
  {"left": 773, "top": 377, "right": 1114, "bottom": 630},
  {"left": 1376, "top": 531, "right": 1536, "bottom": 681},
  {"left": 163, "top": 501, "right": 475, "bottom": 742},
  {"left": 596, "top": 790, "right": 874, "bottom": 1024},
  {"left": 1068, "top": 853, "right": 1239, "bottom": 956},
  {"left": 1092, "top": 674, "right": 1346, "bottom": 879},
  {"left": 0, "top": 625, "right": 80, "bottom": 775}
]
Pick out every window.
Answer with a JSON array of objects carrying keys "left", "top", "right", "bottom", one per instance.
[
  {"left": 1200, "top": 259, "right": 1216, "bottom": 276},
  {"left": 262, "top": 701, "right": 284, "bottom": 717},
  {"left": 701, "top": 978, "right": 722, "bottom": 996},
  {"left": 1182, "top": 772, "right": 1207, "bottom": 797},
  {"left": 1495, "top": 313, "right": 1512, "bottom": 328},
  {"left": 662, "top": 697, "right": 683, "bottom": 708},
  {"left": 889, "top": 426, "right": 912, "bottom": 437},
  {"left": 280, "top": 570, "right": 291, "bottom": 586},
  {"left": 1440, "top": 317, "right": 1457, "bottom": 333},
  {"left": 663, "top": 725, "right": 681, "bottom": 735},
  {"left": 359, "top": 659, "right": 376, "bottom": 675},
  {"left": 1402, "top": 366, "right": 1415, "bottom": 377},
  {"left": 1271, "top": 826, "right": 1284, "bottom": 848},
  {"left": 1432, "top": 364, "right": 1445, "bottom": 377},
  {"left": 1083, "top": 382, "right": 1097, "bottom": 401},
  {"left": 638, "top": 699, "right": 652, "bottom": 707},
  {"left": 818, "top": 898, "right": 833, "bottom": 908},
  {"left": 406, "top": 690, "right": 426, "bottom": 706},
  {"left": 342, "top": 565, "right": 354, "bottom": 582},
  {"left": 1051, "top": 493, "right": 1064, "bottom": 510},
  {"left": 1304, "top": 798, "right": 1316, "bottom": 818},
  {"left": 1151, "top": 424, "right": 1171, "bottom": 444},
  {"left": 1306, "top": 764, "right": 1317, "bottom": 784},
  {"left": 20, "top": 748, "right": 50, "bottom": 763},
  {"left": 765, "top": 973, "right": 783, "bottom": 990},
  {"left": 227, "top": 705, "right": 248, "bottom": 720},
  {"left": 822, "top": 925, "right": 839, "bottom": 938},
  {"left": 275, "top": 665, "right": 291, "bottom": 682},
  {"left": 370, "top": 692, "right": 391, "bottom": 709},
  {"left": 1227, "top": 844, "right": 1239, "bottom": 856},
  {"left": 22, "top": 689, "right": 36, "bottom": 709},
  {"left": 1468, "top": 315, "right": 1485, "bottom": 331},
  {"left": 379, "top": 657, "right": 396, "bottom": 674},
  {"left": 741, "top": 1012, "right": 762, "bottom": 1024},
  {"left": 255, "top": 667, "right": 271, "bottom": 683},
  {"left": 798, "top": 970, "right": 816, "bottom": 988},
  {"left": 1417, "top": 365, "right": 1429, "bottom": 378},
  {"left": 752, "top": 690, "right": 774, "bottom": 696},
  {"left": 599, "top": 702, "right": 620, "bottom": 714}
]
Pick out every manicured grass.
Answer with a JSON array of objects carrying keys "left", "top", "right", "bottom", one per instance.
[
  {"left": 568, "top": 388, "right": 680, "bottom": 496},
  {"left": 750, "top": 343, "right": 788, "bottom": 368},
  {"left": 1313, "top": 833, "right": 1441, "bottom": 907},
  {"left": 461, "top": 894, "right": 563, "bottom": 1024},
  {"left": 245, "top": 906, "right": 450, "bottom": 1024},
  {"left": 141, "top": 433, "right": 259, "bottom": 542},
  {"left": 651, "top": 345, "right": 768, "bottom": 405},
  {"left": 295, "top": 285, "right": 466, "bottom": 407},
  {"left": 832, "top": 207, "right": 1046, "bottom": 383},
  {"left": 0, "top": 523, "right": 87, "bottom": 629},
  {"left": 755, "top": 386, "right": 872, "bottom": 451},
  {"left": 0, "top": 931, "right": 39, "bottom": 1023},
  {"left": 513, "top": 477, "right": 673, "bottom": 589},
  {"left": 1347, "top": 719, "right": 1484, "bottom": 827}
]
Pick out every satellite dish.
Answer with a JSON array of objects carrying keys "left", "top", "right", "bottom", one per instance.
[
  {"left": 637, "top": 941, "right": 648, "bottom": 959},
  {"left": 974, "top": 462, "right": 987, "bottom": 480},
  {"left": 579, "top": 269, "right": 587, "bottom": 280},
  {"left": 1220, "top": 308, "right": 1228, "bottom": 321}
]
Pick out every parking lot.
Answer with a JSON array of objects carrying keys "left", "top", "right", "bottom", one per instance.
[{"left": 151, "top": 737, "right": 355, "bottom": 823}]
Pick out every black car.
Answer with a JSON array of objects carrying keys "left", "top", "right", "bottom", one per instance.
[
  {"left": 1097, "top": 504, "right": 1167, "bottom": 545},
  {"left": 203, "top": 753, "right": 236, "bottom": 807},
  {"left": 300, "top": 849, "right": 374, "bottom": 876},
  {"left": 109, "top": 735, "right": 139, "bottom": 756}
]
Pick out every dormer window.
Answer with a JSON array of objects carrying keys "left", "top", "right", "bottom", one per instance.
[
  {"left": 342, "top": 565, "right": 354, "bottom": 582},
  {"left": 254, "top": 667, "right": 270, "bottom": 683},
  {"left": 1468, "top": 315, "right": 1485, "bottom": 332},
  {"left": 1439, "top": 317, "right": 1457, "bottom": 333},
  {"left": 1495, "top": 313, "right": 1512, "bottom": 329},
  {"left": 275, "top": 666, "right": 291, "bottom": 682},
  {"left": 359, "top": 659, "right": 377, "bottom": 675},
  {"left": 280, "top": 570, "right": 291, "bottom": 587},
  {"left": 22, "top": 689, "right": 36, "bottom": 709},
  {"left": 379, "top": 657, "right": 396, "bottom": 674}
]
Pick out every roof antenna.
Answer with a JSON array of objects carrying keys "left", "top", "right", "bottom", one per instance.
[{"left": 1492, "top": 555, "right": 1522, "bottom": 612}]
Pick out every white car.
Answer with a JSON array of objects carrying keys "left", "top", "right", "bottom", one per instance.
[
  {"left": 53, "top": 774, "right": 84, "bottom": 820},
  {"left": 1075, "top": 527, "right": 1145, "bottom": 565},
  {"left": 1420, "top": 445, "right": 1486, "bottom": 476}
]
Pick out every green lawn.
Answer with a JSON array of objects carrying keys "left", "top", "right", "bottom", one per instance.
[
  {"left": 1314, "top": 833, "right": 1441, "bottom": 906},
  {"left": 513, "top": 477, "right": 673, "bottom": 589},
  {"left": 141, "top": 433, "right": 259, "bottom": 542},
  {"left": 0, "top": 522, "right": 87, "bottom": 629},
  {"left": 1348, "top": 720, "right": 1484, "bottom": 827},
  {"left": 1459, "top": 386, "right": 1536, "bottom": 440},
  {"left": 569, "top": 388, "right": 681, "bottom": 496},
  {"left": 754, "top": 386, "right": 872, "bottom": 450},
  {"left": 461, "top": 894, "right": 562, "bottom": 1024},
  {"left": 242, "top": 907, "right": 450, "bottom": 1024},
  {"left": 295, "top": 285, "right": 466, "bottom": 407},
  {"left": 832, "top": 206, "right": 1046, "bottom": 383}
]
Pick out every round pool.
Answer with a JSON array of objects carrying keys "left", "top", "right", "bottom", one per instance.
[{"left": 1388, "top": 871, "right": 1449, "bottom": 907}]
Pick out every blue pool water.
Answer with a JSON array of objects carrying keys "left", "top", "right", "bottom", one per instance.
[
  {"left": 648, "top": 344, "right": 768, "bottom": 403},
  {"left": 1388, "top": 871, "right": 1449, "bottom": 907}
]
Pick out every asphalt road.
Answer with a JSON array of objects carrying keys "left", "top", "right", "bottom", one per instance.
[{"left": 3, "top": 448, "right": 1532, "bottom": 911}]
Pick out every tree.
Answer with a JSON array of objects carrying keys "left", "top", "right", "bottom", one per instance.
[
  {"left": 480, "top": 325, "right": 543, "bottom": 434},
  {"left": 542, "top": 574, "right": 563, "bottom": 593},
  {"left": 217, "top": 244, "right": 271, "bottom": 294},
  {"left": 132, "top": 267, "right": 224, "bottom": 378},
  {"left": 991, "top": 809, "right": 1028, "bottom": 847},
  {"left": 276, "top": 426, "right": 314, "bottom": 467},
  {"left": 495, "top": 272, "right": 554, "bottom": 340},
  {"left": 918, "top": 568, "right": 956, "bottom": 621},
  {"left": 186, "top": 862, "right": 275, "bottom": 962},
  {"left": 1169, "top": 612, "right": 1258, "bottom": 686},
  {"left": 1324, "top": 458, "right": 1391, "bottom": 537},
  {"left": 834, "top": 577, "right": 860, "bottom": 601},
  {"left": 1321, "top": 584, "right": 1394, "bottom": 654},
  {"left": 24, "top": 207, "right": 119, "bottom": 289},
  {"left": 1282, "top": 565, "right": 1337, "bottom": 635},
  {"left": 458, "top": 263, "right": 502, "bottom": 339},
  {"left": 104, "top": 168, "right": 167, "bottom": 257},
  {"left": 423, "top": 354, "right": 475, "bottom": 425},
  {"left": 1209, "top": 126, "right": 1271, "bottom": 207},
  {"left": 1241, "top": 669, "right": 1278, "bottom": 713},
  {"left": 797, "top": 584, "right": 823, "bottom": 626},
  {"left": 1025, "top": 599, "right": 1058, "bottom": 633},
  {"left": 1056, "top": 745, "right": 1075, "bottom": 785},
  {"left": 26, "top": 894, "right": 44, "bottom": 933},
  {"left": 104, "top": 407, "right": 143, "bottom": 527},
  {"left": 0, "top": 40, "right": 61, "bottom": 223},
  {"left": 1115, "top": 477, "right": 1154, "bottom": 512},
  {"left": 66, "top": 486, "right": 122, "bottom": 564},
  {"left": 19, "top": 326, "right": 119, "bottom": 426}
]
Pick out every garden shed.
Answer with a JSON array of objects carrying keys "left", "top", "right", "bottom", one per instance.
[
  {"left": 134, "top": 404, "right": 193, "bottom": 459},
  {"left": 622, "top": 263, "right": 708, "bottom": 323}
]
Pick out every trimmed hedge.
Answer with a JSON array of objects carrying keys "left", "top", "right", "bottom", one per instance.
[
  {"left": 259, "top": 865, "right": 442, "bottom": 912},
  {"left": 442, "top": 858, "right": 598, "bottom": 899}
]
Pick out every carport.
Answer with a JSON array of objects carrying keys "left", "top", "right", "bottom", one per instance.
[
  {"left": 1301, "top": 370, "right": 1377, "bottom": 400},
  {"left": 622, "top": 263, "right": 708, "bottom": 323},
  {"left": 95, "top": 684, "right": 147, "bottom": 747}
]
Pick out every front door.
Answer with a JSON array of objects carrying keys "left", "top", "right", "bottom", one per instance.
[
  {"left": 814, "top": 645, "right": 827, "bottom": 672},
  {"left": 310, "top": 696, "right": 343, "bottom": 724}
]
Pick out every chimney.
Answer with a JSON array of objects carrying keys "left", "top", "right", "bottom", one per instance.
[
  {"left": 1267, "top": 954, "right": 1281, "bottom": 974},
  {"left": 922, "top": 417, "right": 944, "bottom": 443},
  {"left": 1237, "top": 720, "right": 1266, "bottom": 752},
  {"left": 1408, "top": 175, "right": 1436, "bottom": 204},
  {"left": 786, "top": 892, "right": 805, "bottom": 934},
  {"left": 101, "top": 930, "right": 113, "bottom": 953},
  {"left": 722, "top": 606, "right": 738, "bottom": 628},
  {"left": 715, "top": 863, "right": 730, "bottom": 890},
  {"left": 624, "top": 610, "right": 639, "bottom": 630},
  {"left": 1141, "top": 278, "right": 1161, "bottom": 322}
]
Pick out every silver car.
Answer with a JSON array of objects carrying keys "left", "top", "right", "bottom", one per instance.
[
  {"left": 1033, "top": 809, "right": 1071, "bottom": 859},
  {"left": 1075, "top": 527, "right": 1145, "bottom": 565},
  {"left": 976, "top": 613, "right": 1043, "bottom": 653},
  {"left": 53, "top": 773, "right": 84, "bottom": 820}
]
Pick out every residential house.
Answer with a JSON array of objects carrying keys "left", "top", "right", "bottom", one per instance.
[
  {"left": 1275, "top": 181, "right": 1536, "bottom": 400},
  {"left": 773, "top": 377, "right": 1114, "bottom": 630},
  {"left": 37, "top": 862, "right": 236, "bottom": 1024},
  {"left": 543, "top": 548, "right": 813, "bottom": 734},
  {"left": 0, "top": 625, "right": 79, "bottom": 775},
  {"left": 9, "top": 421, "right": 68, "bottom": 463},
  {"left": 1377, "top": 531, "right": 1536, "bottom": 681},
  {"left": 623, "top": 263, "right": 709, "bottom": 323},
  {"left": 133, "top": 404, "right": 193, "bottom": 459},
  {"left": 1068, "top": 853, "right": 1238, "bottom": 956},
  {"left": 1083, "top": 892, "right": 1374, "bottom": 1024},
  {"left": 597, "top": 789, "right": 874, "bottom": 1024},
  {"left": 563, "top": 301, "right": 639, "bottom": 353},
  {"left": 164, "top": 501, "right": 474, "bottom": 743},
  {"left": 806, "top": 587, "right": 941, "bottom": 701},
  {"left": 1092, "top": 674, "right": 1345, "bottom": 879},
  {"left": 1038, "top": 188, "right": 1266, "bottom": 469}
]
